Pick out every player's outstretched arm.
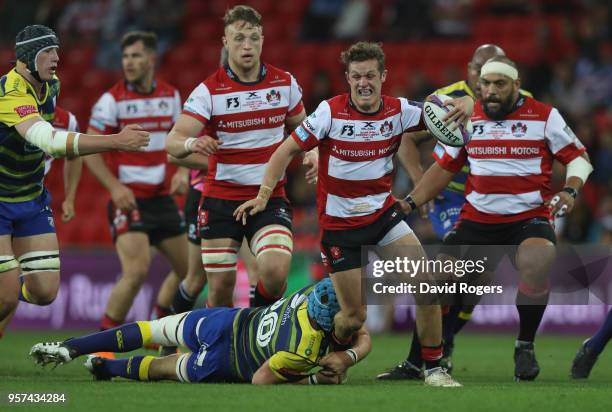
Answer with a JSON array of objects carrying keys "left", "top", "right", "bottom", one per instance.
[
  {"left": 166, "top": 115, "right": 220, "bottom": 159},
  {"left": 15, "top": 116, "right": 149, "bottom": 158},
  {"left": 401, "top": 162, "right": 455, "bottom": 214},
  {"left": 233, "top": 137, "right": 304, "bottom": 223},
  {"left": 83, "top": 129, "right": 137, "bottom": 211}
]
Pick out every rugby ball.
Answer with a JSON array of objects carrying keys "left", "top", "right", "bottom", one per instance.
[{"left": 423, "top": 94, "right": 472, "bottom": 147}]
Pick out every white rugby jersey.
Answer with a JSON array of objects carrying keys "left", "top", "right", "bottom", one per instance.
[
  {"left": 88, "top": 79, "right": 181, "bottom": 198},
  {"left": 182, "top": 64, "right": 304, "bottom": 200},
  {"left": 291, "top": 94, "right": 425, "bottom": 230},
  {"left": 434, "top": 96, "right": 586, "bottom": 224},
  {"left": 45, "top": 105, "right": 79, "bottom": 175}
]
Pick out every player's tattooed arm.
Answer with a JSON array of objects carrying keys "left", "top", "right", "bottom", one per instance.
[
  {"left": 401, "top": 162, "right": 455, "bottom": 214},
  {"left": 547, "top": 153, "right": 592, "bottom": 217}
]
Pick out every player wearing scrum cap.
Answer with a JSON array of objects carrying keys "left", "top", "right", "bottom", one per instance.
[
  {"left": 0, "top": 25, "right": 149, "bottom": 328},
  {"left": 395, "top": 56, "right": 593, "bottom": 381}
]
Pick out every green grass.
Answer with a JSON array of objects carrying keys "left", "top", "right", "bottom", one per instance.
[{"left": 1, "top": 331, "right": 609, "bottom": 412}]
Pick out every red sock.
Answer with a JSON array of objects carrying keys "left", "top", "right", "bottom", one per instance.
[
  {"left": 422, "top": 345, "right": 443, "bottom": 370},
  {"left": 100, "top": 314, "right": 121, "bottom": 331}
]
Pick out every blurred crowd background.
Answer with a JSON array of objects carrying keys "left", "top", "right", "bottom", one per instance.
[{"left": 0, "top": 0, "right": 610, "bottom": 252}]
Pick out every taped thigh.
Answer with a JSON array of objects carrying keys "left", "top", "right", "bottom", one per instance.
[
  {"left": 201, "top": 246, "right": 239, "bottom": 273},
  {"left": 17, "top": 250, "right": 60, "bottom": 275},
  {"left": 0, "top": 255, "right": 19, "bottom": 274},
  {"left": 175, "top": 353, "right": 192, "bottom": 383},
  {"left": 149, "top": 312, "right": 189, "bottom": 347},
  {"left": 251, "top": 226, "right": 293, "bottom": 258}
]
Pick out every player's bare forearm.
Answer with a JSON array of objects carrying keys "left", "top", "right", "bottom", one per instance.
[
  {"left": 398, "top": 133, "right": 425, "bottom": 184},
  {"left": 167, "top": 153, "right": 208, "bottom": 170},
  {"left": 63, "top": 157, "right": 82, "bottom": 201},
  {"left": 410, "top": 162, "right": 455, "bottom": 207},
  {"left": 285, "top": 109, "right": 306, "bottom": 133},
  {"left": 166, "top": 115, "right": 206, "bottom": 158},
  {"left": 350, "top": 326, "right": 372, "bottom": 363},
  {"left": 83, "top": 151, "right": 122, "bottom": 191},
  {"left": 262, "top": 137, "right": 304, "bottom": 189}
]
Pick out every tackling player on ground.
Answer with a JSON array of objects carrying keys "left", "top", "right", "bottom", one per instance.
[
  {"left": 0, "top": 25, "right": 149, "bottom": 330},
  {"left": 30, "top": 278, "right": 370, "bottom": 385}
]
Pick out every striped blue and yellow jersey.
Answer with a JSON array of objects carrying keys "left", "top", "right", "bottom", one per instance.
[
  {"left": 433, "top": 80, "right": 532, "bottom": 194},
  {"left": 0, "top": 68, "right": 59, "bottom": 202},
  {"left": 230, "top": 284, "right": 328, "bottom": 382}
]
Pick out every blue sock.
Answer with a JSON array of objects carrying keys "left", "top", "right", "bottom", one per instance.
[
  {"left": 101, "top": 356, "right": 154, "bottom": 380},
  {"left": 64, "top": 322, "right": 148, "bottom": 356},
  {"left": 587, "top": 308, "right": 612, "bottom": 355}
]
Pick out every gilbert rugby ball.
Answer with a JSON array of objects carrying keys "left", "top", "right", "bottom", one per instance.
[{"left": 423, "top": 94, "right": 472, "bottom": 147}]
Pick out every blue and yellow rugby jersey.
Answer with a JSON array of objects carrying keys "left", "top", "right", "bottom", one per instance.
[
  {"left": 433, "top": 80, "right": 532, "bottom": 194},
  {"left": 0, "top": 68, "right": 59, "bottom": 202},
  {"left": 231, "top": 284, "right": 328, "bottom": 382}
]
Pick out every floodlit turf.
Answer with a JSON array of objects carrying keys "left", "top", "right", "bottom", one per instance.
[{"left": 1, "top": 331, "right": 609, "bottom": 412}]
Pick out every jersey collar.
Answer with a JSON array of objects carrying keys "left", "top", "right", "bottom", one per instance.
[
  {"left": 224, "top": 63, "right": 267, "bottom": 85},
  {"left": 125, "top": 79, "right": 157, "bottom": 95},
  {"left": 348, "top": 94, "right": 384, "bottom": 116}
]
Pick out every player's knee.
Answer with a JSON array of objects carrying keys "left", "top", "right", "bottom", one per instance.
[
  {"left": 183, "top": 272, "right": 206, "bottom": 297},
  {"left": 117, "top": 273, "right": 146, "bottom": 295},
  {"left": 258, "top": 265, "right": 288, "bottom": 295},
  {"left": 22, "top": 273, "right": 60, "bottom": 305}
]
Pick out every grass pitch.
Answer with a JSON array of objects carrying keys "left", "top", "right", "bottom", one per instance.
[{"left": 1, "top": 331, "right": 609, "bottom": 412}]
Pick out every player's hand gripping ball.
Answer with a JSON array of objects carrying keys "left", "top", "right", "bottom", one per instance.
[{"left": 423, "top": 94, "right": 473, "bottom": 147}]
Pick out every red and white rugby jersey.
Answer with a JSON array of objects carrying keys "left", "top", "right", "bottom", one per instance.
[
  {"left": 45, "top": 105, "right": 79, "bottom": 175},
  {"left": 291, "top": 94, "right": 425, "bottom": 230},
  {"left": 88, "top": 79, "right": 181, "bottom": 198},
  {"left": 182, "top": 64, "right": 304, "bottom": 200},
  {"left": 433, "top": 96, "right": 586, "bottom": 224}
]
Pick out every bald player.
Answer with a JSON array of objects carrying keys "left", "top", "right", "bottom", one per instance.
[{"left": 378, "top": 45, "right": 533, "bottom": 380}]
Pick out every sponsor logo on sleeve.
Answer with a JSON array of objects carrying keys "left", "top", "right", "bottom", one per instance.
[
  {"left": 295, "top": 126, "right": 309, "bottom": 141},
  {"left": 14, "top": 105, "right": 38, "bottom": 118},
  {"left": 434, "top": 144, "right": 446, "bottom": 158}
]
